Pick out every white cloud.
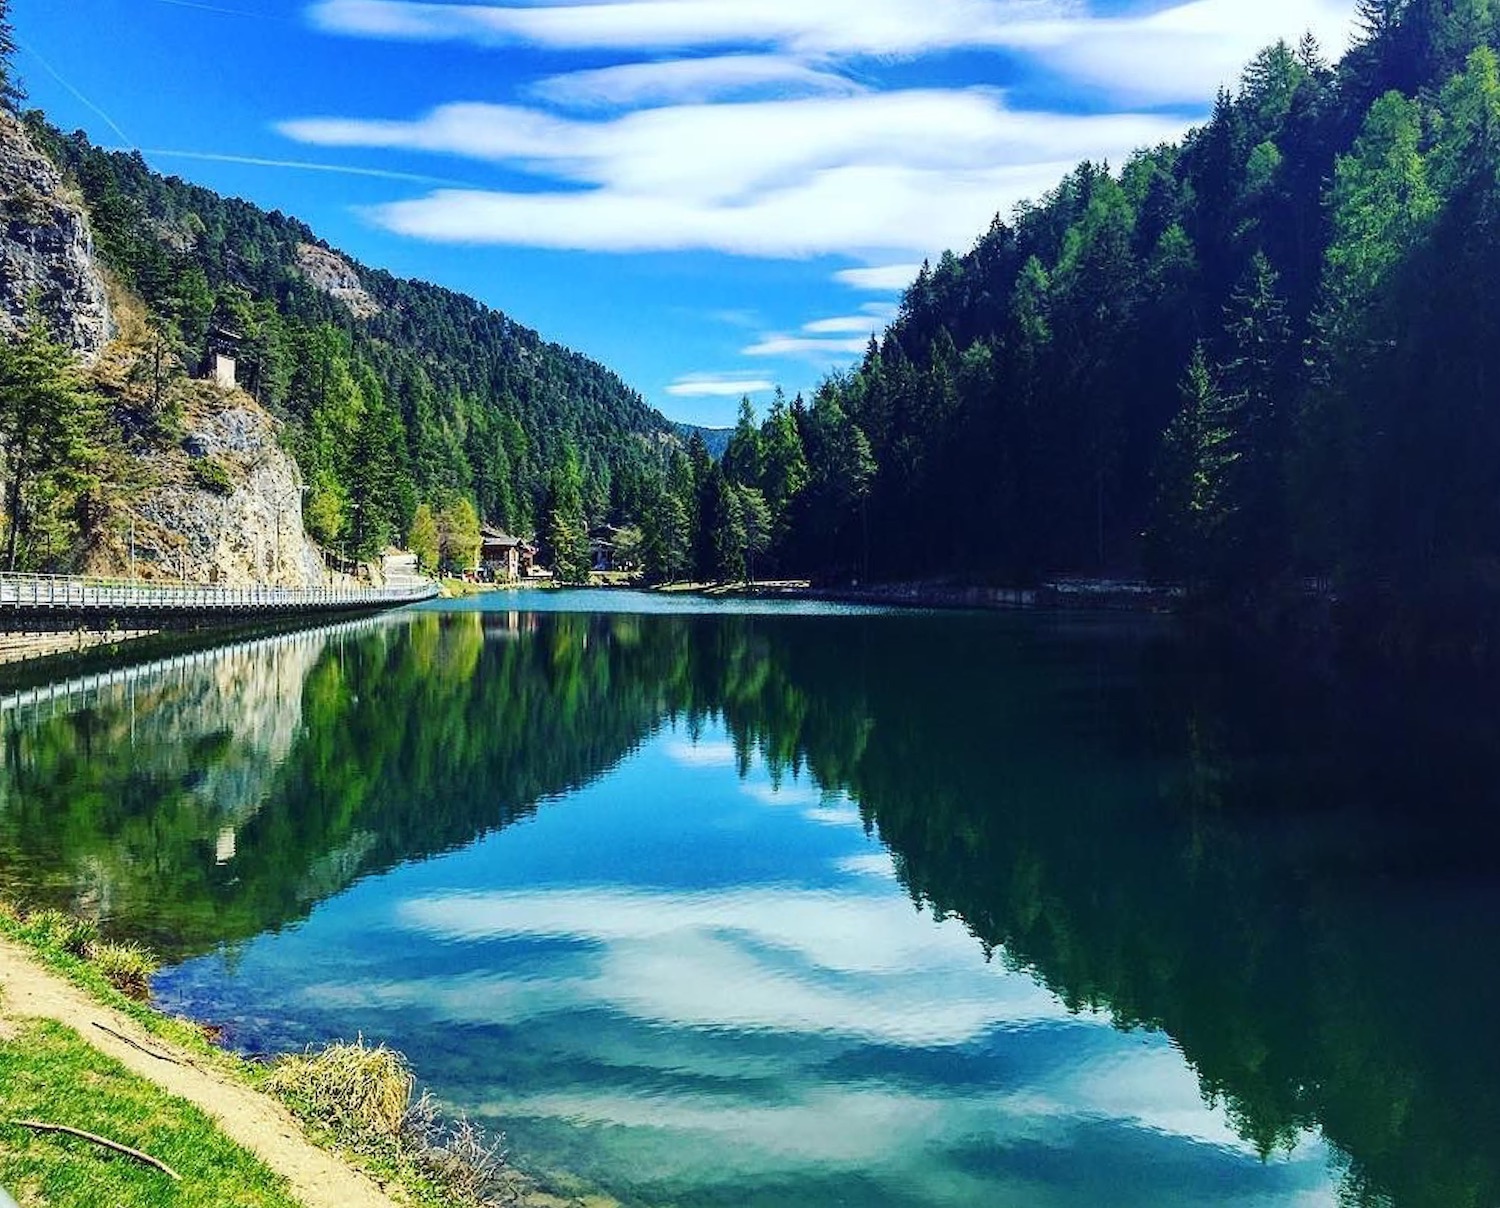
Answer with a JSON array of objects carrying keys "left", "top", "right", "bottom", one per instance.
[
  {"left": 280, "top": 90, "right": 1185, "bottom": 258},
  {"left": 666, "top": 374, "right": 777, "bottom": 397},
  {"left": 307, "top": 0, "right": 1066, "bottom": 57},
  {"left": 834, "top": 264, "right": 921, "bottom": 291},
  {"left": 743, "top": 333, "right": 874, "bottom": 358},
  {"left": 996, "top": 0, "right": 1356, "bottom": 105},
  {"left": 308, "top": 0, "right": 1357, "bottom": 104},
  {"left": 802, "top": 314, "right": 884, "bottom": 335},
  {"left": 531, "top": 54, "right": 864, "bottom": 109}
]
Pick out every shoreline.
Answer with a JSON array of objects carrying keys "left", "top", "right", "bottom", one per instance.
[
  {"left": 650, "top": 577, "right": 1181, "bottom": 614},
  {"left": 0, "top": 904, "right": 600, "bottom": 1208}
]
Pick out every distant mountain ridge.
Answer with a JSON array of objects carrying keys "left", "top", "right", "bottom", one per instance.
[{"left": 673, "top": 422, "right": 733, "bottom": 461}]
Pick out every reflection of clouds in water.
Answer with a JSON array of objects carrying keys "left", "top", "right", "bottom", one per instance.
[
  {"left": 327, "top": 886, "right": 1083, "bottom": 1042},
  {"left": 399, "top": 886, "right": 1020, "bottom": 982},
  {"left": 372, "top": 885, "right": 1333, "bottom": 1185},
  {"left": 835, "top": 852, "right": 897, "bottom": 879},
  {"left": 740, "top": 775, "right": 865, "bottom": 829},
  {"left": 1030, "top": 1044, "right": 1327, "bottom": 1158},
  {"left": 741, "top": 781, "right": 823, "bottom": 807},
  {"left": 802, "top": 804, "right": 865, "bottom": 827},
  {"left": 662, "top": 738, "right": 738, "bottom": 768}
]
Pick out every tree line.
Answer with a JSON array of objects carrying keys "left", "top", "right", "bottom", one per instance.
[
  {"left": 8, "top": 0, "right": 1500, "bottom": 640},
  {"left": 637, "top": 0, "right": 1500, "bottom": 651}
]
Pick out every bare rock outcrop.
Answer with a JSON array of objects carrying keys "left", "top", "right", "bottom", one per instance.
[
  {"left": 129, "top": 396, "right": 329, "bottom": 588},
  {"left": 296, "top": 241, "right": 380, "bottom": 320},
  {"left": 0, "top": 111, "right": 112, "bottom": 360}
]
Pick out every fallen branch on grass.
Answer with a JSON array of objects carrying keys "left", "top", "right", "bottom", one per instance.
[
  {"left": 6, "top": 1119, "right": 182, "bottom": 1180},
  {"left": 92, "top": 1021, "right": 183, "bottom": 1065}
]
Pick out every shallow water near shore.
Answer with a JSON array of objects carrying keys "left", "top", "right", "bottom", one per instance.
[{"left": 2, "top": 591, "right": 1498, "bottom": 1207}]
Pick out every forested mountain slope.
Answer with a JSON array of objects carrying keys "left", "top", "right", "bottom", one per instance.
[
  {"left": 691, "top": 0, "right": 1500, "bottom": 652},
  {"left": 21, "top": 117, "right": 674, "bottom": 557}
]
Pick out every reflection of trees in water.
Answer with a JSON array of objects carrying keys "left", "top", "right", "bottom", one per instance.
[
  {"left": 0, "top": 609, "right": 1497, "bottom": 1207},
  {"left": 0, "top": 612, "right": 677, "bottom": 957},
  {"left": 710, "top": 620, "right": 1500, "bottom": 1208}
]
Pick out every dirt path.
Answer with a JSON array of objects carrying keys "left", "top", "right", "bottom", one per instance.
[{"left": 0, "top": 939, "right": 401, "bottom": 1208}]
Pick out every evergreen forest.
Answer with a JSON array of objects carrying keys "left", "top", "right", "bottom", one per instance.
[
  {"left": 664, "top": 0, "right": 1500, "bottom": 653},
  {"left": 6, "top": 0, "right": 1500, "bottom": 651}
]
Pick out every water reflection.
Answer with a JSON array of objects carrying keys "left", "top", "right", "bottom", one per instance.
[{"left": 0, "top": 599, "right": 1496, "bottom": 1207}]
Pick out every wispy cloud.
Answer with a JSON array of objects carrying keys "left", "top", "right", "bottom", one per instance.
[
  {"left": 802, "top": 314, "right": 884, "bottom": 335},
  {"left": 307, "top": 0, "right": 1356, "bottom": 104},
  {"left": 306, "top": 0, "right": 1066, "bottom": 57},
  {"left": 280, "top": 92, "right": 1183, "bottom": 258},
  {"left": 993, "top": 0, "right": 1356, "bottom": 104},
  {"left": 531, "top": 54, "right": 864, "bottom": 110},
  {"left": 666, "top": 373, "right": 777, "bottom": 398},
  {"left": 743, "top": 333, "right": 874, "bottom": 359},
  {"left": 833, "top": 264, "right": 921, "bottom": 291},
  {"left": 393, "top": 884, "right": 1078, "bottom": 1043},
  {"left": 835, "top": 852, "right": 898, "bottom": 879}
]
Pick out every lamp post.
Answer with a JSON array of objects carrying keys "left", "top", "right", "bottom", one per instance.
[{"left": 128, "top": 514, "right": 135, "bottom": 583}]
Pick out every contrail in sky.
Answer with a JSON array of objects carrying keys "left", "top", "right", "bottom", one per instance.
[
  {"left": 149, "top": 0, "right": 278, "bottom": 17},
  {"left": 134, "top": 149, "right": 473, "bottom": 188},
  {"left": 17, "top": 40, "right": 135, "bottom": 148}
]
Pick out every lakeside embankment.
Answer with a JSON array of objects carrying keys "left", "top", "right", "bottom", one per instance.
[
  {"left": 653, "top": 577, "right": 1180, "bottom": 613},
  {"left": 0, "top": 904, "right": 588, "bottom": 1208}
]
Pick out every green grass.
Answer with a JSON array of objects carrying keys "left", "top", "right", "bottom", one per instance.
[
  {"left": 0, "top": 1019, "right": 303, "bottom": 1208},
  {"left": 0, "top": 903, "right": 537, "bottom": 1208},
  {"left": 0, "top": 905, "right": 214, "bottom": 1060}
]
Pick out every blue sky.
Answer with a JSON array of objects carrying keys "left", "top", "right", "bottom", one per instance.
[{"left": 12, "top": 0, "right": 1357, "bottom": 426}]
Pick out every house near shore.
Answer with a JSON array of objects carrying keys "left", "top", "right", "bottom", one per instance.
[
  {"left": 589, "top": 524, "right": 638, "bottom": 573},
  {"left": 479, "top": 527, "right": 537, "bottom": 581}
]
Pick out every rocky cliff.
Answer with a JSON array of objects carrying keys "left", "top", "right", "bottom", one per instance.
[
  {"left": 101, "top": 383, "right": 332, "bottom": 589},
  {"left": 0, "top": 115, "right": 343, "bottom": 587},
  {"left": 0, "top": 111, "right": 111, "bottom": 361}
]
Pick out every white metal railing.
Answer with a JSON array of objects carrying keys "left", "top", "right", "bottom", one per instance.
[
  {"left": 0, "top": 613, "right": 397, "bottom": 719},
  {"left": 0, "top": 572, "right": 439, "bottom": 614}
]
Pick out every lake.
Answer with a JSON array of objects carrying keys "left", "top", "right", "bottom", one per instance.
[{"left": 1, "top": 591, "right": 1498, "bottom": 1208}]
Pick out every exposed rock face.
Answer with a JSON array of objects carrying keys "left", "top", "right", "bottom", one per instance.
[
  {"left": 132, "top": 400, "right": 329, "bottom": 588},
  {"left": 296, "top": 241, "right": 380, "bottom": 320},
  {"left": 0, "top": 112, "right": 112, "bottom": 361}
]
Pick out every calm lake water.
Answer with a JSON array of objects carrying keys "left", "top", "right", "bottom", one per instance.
[{"left": 2, "top": 591, "right": 1499, "bottom": 1208}]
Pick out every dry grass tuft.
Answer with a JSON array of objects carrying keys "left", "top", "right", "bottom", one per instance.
[
  {"left": 417, "top": 1111, "right": 516, "bottom": 1204},
  {"left": 85, "top": 940, "right": 159, "bottom": 1000},
  {"left": 265, "top": 1040, "right": 415, "bottom": 1140}
]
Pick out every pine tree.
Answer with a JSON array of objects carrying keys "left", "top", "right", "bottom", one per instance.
[
  {"left": 722, "top": 396, "right": 764, "bottom": 487},
  {"left": 544, "top": 443, "right": 590, "bottom": 584},
  {"left": 1217, "top": 252, "right": 1293, "bottom": 580},
  {"left": 1147, "top": 345, "right": 1233, "bottom": 582},
  {"left": 0, "top": 0, "right": 24, "bottom": 114},
  {"left": 0, "top": 326, "right": 103, "bottom": 571}
]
